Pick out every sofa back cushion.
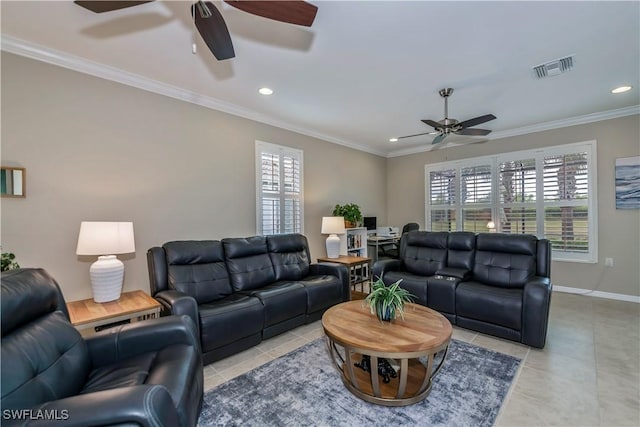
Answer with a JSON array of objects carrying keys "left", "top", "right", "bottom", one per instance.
[
  {"left": 1, "top": 269, "right": 89, "bottom": 410},
  {"left": 164, "top": 241, "right": 233, "bottom": 304},
  {"left": 402, "top": 231, "right": 448, "bottom": 276},
  {"left": 266, "top": 234, "right": 311, "bottom": 281},
  {"left": 447, "top": 232, "right": 476, "bottom": 270},
  {"left": 473, "top": 233, "right": 538, "bottom": 288},
  {"left": 223, "top": 236, "right": 276, "bottom": 291}
]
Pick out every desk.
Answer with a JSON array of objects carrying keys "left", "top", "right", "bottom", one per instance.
[
  {"left": 317, "top": 255, "right": 372, "bottom": 300},
  {"left": 67, "top": 290, "right": 161, "bottom": 334},
  {"left": 367, "top": 236, "right": 399, "bottom": 263}
]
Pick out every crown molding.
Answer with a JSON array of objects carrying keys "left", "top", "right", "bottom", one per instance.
[
  {"left": 386, "top": 105, "right": 640, "bottom": 158},
  {"left": 1, "top": 35, "right": 387, "bottom": 157},
  {"left": 3, "top": 35, "right": 637, "bottom": 160}
]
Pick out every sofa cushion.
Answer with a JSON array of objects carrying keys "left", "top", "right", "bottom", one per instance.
[
  {"left": 164, "top": 241, "right": 233, "bottom": 304},
  {"left": 456, "top": 281, "right": 522, "bottom": 330},
  {"left": 473, "top": 234, "right": 537, "bottom": 288},
  {"left": 198, "top": 294, "right": 264, "bottom": 353},
  {"left": 402, "top": 231, "right": 448, "bottom": 276},
  {"left": 223, "top": 236, "right": 276, "bottom": 291},
  {"left": 242, "top": 282, "right": 307, "bottom": 327},
  {"left": 1, "top": 310, "right": 90, "bottom": 410},
  {"left": 447, "top": 232, "right": 476, "bottom": 271},
  {"left": 82, "top": 352, "right": 156, "bottom": 393},
  {"left": 294, "top": 275, "right": 343, "bottom": 313},
  {"left": 267, "top": 234, "right": 311, "bottom": 281},
  {"left": 382, "top": 271, "right": 428, "bottom": 307}
]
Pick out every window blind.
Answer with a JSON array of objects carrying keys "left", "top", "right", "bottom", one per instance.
[{"left": 256, "top": 142, "right": 304, "bottom": 236}]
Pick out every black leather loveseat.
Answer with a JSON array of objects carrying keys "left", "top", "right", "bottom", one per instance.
[
  {"left": 148, "top": 233, "right": 349, "bottom": 364},
  {"left": 373, "top": 231, "right": 552, "bottom": 348},
  {"left": 1, "top": 268, "right": 203, "bottom": 427}
]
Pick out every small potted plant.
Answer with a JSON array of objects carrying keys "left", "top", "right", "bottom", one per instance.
[
  {"left": 1, "top": 251, "right": 20, "bottom": 272},
  {"left": 365, "top": 277, "right": 414, "bottom": 322},
  {"left": 332, "top": 203, "right": 363, "bottom": 228}
]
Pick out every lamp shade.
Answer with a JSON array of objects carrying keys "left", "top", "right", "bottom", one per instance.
[
  {"left": 76, "top": 222, "right": 135, "bottom": 255},
  {"left": 321, "top": 217, "right": 346, "bottom": 235}
]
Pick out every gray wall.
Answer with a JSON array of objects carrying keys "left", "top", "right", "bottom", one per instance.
[
  {"left": 387, "top": 115, "right": 640, "bottom": 297},
  {"left": 1, "top": 52, "right": 387, "bottom": 301},
  {"left": 2, "top": 51, "right": 639, "bottom": 301}
]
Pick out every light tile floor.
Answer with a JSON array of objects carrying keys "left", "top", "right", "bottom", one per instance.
[{"left": 202, "top": 292, "right": 640, "bottom": 426}]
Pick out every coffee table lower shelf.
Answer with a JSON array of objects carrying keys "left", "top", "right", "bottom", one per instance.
[{"left": 326, "top": 339, "right": 449, "bottom": 406}]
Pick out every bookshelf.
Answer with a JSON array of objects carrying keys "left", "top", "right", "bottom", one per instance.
[{"left": 340, "top": 227, "right": 368, "bottom": 257}]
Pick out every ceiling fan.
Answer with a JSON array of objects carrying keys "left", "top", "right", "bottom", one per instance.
[
  {"left": 396, "top": 88, "right": 497, "bottom": 145},
  {"left": 74, "top": 1, "right": 318, "bottom": 61}
]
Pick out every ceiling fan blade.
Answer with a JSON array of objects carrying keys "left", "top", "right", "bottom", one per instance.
[
  {"left": 457, "top": 114, "right": 497, "bottom": 129},
  {"left": 224, "top": 1, "right": 318, "bottom": 26},
  {"left": 397, "top": 131, "right": 436, "bottom": 140},
  {"left": 74, "top": 1, "right": 153, "bottom": 13},
  {"left": 421, "top": 119, "right": 444, "bottom": 129},
  {"left": 455, "top": 128, "right": 492, "bottom": 136},
  {"left": 432, "top": 134, "right": 448, "bottom": 145},
  {"left": 192, "top": 1, "right": 235, "bottom": 61}
]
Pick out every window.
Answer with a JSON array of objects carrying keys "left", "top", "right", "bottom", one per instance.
[
  {"left": 256, "top": 141, "right": 303, "bottom": 236},
  {"left": 425, "top": 141, "right": 597, "bottom": 262}
]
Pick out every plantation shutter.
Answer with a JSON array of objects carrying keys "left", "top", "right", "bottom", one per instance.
[
  {"left": 428, "top": 169, "right": 457, "bottom": 231},
  {"left": 543, "top": 151, "right": 589, "bottom": 256},
  {"left": 460, "top": 164, "right": 493, "bottom": 232},
  {"left": 499, "top": 159, "right": 537, "bottom": 235},
  {"left": 256, "top": 142, "right": 304, "bottom": 236}
]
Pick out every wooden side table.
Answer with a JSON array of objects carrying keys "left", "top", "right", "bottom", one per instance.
[
  {"left": 317, "top": 255, "right": 372, "bottom": 300},
  {"left": 67, "top": 290, "right": 161, "bottom": 333}
]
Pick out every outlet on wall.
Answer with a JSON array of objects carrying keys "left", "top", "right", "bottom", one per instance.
[{"left": 605, "top": 257, "right": 614, "bottom": 267}]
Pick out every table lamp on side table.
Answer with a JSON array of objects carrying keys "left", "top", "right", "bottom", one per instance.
[
  {"left": 76, "top": 221, "right": 135, "bottom": 303},
  {"left": 321, "top": 216, "right": 346, "bottom": 259}
]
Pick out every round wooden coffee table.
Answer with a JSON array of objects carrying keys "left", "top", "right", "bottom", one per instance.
[{"left": 322, "top": 301, "right": 452, "bottom": 406}]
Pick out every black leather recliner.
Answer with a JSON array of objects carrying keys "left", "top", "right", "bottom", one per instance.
[
  {"left": 147, "top": 233, "right": 349, "bottom": 364},
  {"left": 1, "top": 268, "right": 203, "bottom": 427},
  {"left": 374, "top": 231, "right": 552, "bottom": 348}
]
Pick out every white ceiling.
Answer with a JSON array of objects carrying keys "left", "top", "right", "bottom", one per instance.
[{"left": 2, "top": 1, "right": 639, "bottom": 157}]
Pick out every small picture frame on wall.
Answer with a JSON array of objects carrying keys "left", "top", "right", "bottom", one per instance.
[{"left": 615, "top": 156, "right": 640, "bottom": 209}]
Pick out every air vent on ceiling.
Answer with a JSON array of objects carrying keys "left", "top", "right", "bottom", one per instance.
[{"left": 532, "top": 55, "right": 574, "bottom": 79}]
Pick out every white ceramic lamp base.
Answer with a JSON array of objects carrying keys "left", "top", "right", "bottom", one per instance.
[
  {"left": 325, "top": 234, "right": 341, "bottom": 259},
  {"left": 90, "top": 255, "right": 124, "bottom": 303}
]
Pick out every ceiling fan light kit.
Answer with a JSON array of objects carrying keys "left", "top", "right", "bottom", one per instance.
[
  {"left": 396, "top": 88, "right": 497, "bottom": 146},
  {"left": 74, "top": 0, "right": 318, "bottom": 61}
]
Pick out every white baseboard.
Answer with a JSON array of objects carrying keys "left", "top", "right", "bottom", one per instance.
[{"left": 553, "top": 286, "right": 640, "bottom": 303}]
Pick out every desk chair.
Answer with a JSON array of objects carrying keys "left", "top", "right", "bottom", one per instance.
[{"left": 379, "top": 222, "right": 419, "bottom": 258}]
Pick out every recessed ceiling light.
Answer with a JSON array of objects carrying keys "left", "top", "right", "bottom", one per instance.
[
  {"left": 389, "top": 138, "right": 398, "bottom": 142},
  {"left": 258, "top": 87, "right": 273, "bottom": 95},
  {"left": 611, "top": 85, "right": 632, "bottom": 94}
]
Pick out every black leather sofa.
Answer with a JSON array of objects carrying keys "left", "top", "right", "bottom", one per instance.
[
  {"left": 1, "top": 268, "right": 203, "bottom": 427},
  {"left": 373, "top": 231, "right": 552, "bottom": 348},
  {"left": 147, "top": 233, "right": 349, "bottom": 364}
]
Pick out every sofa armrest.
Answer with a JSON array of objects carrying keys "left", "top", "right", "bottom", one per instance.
[
  {"left": 154, "top": 289, "right": 200, "bottom": 334},
  {"left": 86, "top": 315, "right": 200, "bottom": 368},
  {"left": 435, "top": 267, "right": 471, "bottom": 280},
  {"left": 522, "top": 276, "right": 553, "bottom": 348},
  {"left": 309, "top": 263, "right": 350, "bottom": 301},
  {"left": 1, "top": 386, "right": 179, "bottom": 427},
  {"left": 372, "top": 258, "right": 402, "bottom": 279}
]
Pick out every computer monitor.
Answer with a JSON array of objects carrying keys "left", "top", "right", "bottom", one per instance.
[{"left": 363, "top": 217, "right": 377, "bottom": 231}]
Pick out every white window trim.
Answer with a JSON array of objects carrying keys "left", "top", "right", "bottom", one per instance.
[
  {"left": 425, "top": 140, "right": 597, "bottom": 263},
  {"left": 255, "top": 140, "right": 304, "bottom": 236}
]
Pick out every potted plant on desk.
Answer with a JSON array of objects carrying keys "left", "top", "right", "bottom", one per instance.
[
  {"left": 332, "top": 203, "right": 363, "bottom": 228},
  {"left": 365, "top": 277, "right": 414, "bottom": 322}
]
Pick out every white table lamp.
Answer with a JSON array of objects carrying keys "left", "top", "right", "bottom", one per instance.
[
  {"left": 321, "top": 216, "right": 346, "bottom": 259},
  {"left": 76, "top": 221, "right": 135, "bottom": 303},
  {"left": 487, "top": 221, "right": 497, "bottom": 233}
]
